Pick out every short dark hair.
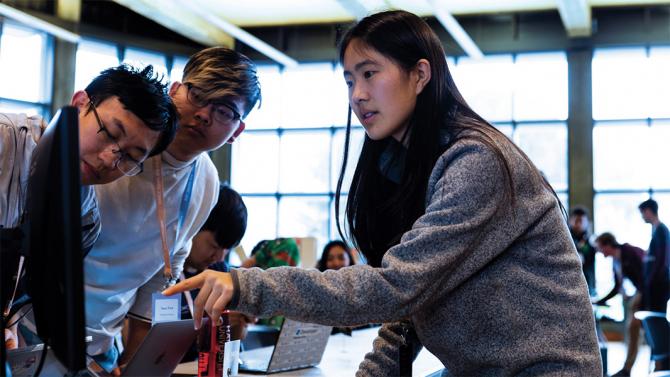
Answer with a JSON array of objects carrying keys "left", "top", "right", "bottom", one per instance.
[
  {"left": 85, "top": 64, "right": 177, "bottom": 157},
  {"left": 570, "top": 206, "right": 590, "bottom": 218},
  {"left": 595, "top": 232, "right": 620, "bottom": 248},
  {"left": 639, "top": 199, "right": 659, "bottom": 215},
  {"left": 200, "top": 184, "right": 247, "bottom": 249},
  {"left": 182, "top": 47, "right": 261, "bottom": 118},
  {"left": 317, "top": 240, "right": 353, "bottom": 272}
]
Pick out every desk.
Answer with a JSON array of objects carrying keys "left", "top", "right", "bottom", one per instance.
[{"left": 173, "top": 327, "right": 444, "bottom": 376}]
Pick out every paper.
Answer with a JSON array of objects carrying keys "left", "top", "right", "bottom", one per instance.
[{"left": 151, "top": 292, "right": 181, "bottom": 324}]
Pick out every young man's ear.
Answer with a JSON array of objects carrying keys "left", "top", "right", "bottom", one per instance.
[
  {"left": 70, "top": 90, "right": 90, "bottom": 111},
  {"left": 169, "top": 81, "right": 182, "bottom": 97},
  {"left": 413, "top": 59, "right": 432, "bottom": 95}
]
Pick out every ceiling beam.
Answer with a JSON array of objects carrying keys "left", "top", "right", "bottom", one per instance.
[
  {"left": 180, "top": 1, "right": 298, "bottom": 68},
  {"left": 426, "top": 0, "right": 484, "bottom": 59},
  {"left": 0, "top": 3, "right": 79, "bottom": 42},
  {"left": 556, "top": 0, "right": 591, "bottom": 37},
  {"left": 335, "top": 0, "right": 370, "bottom": 20},
  {"left": 56, "top": 0, "right": 81, "bottom": 22},
  {"left": 112, "top": 0, "right": 234, "bottom": 48}
]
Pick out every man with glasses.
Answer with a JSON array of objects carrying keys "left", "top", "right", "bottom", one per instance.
[
  {"left": 84, "top": 47, "right": 261, "bottom": 373},
  {"left": 1, "top": 64, "right": 176, "bottom": 349}
]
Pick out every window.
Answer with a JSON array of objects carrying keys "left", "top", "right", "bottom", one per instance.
[
  {"left": 451, "top": 52, "right": 569, "bottom": 199},
  {"left": 0, "top": 101, "right": 40, "bottom": 117},
  {"left": 278, "top": 131, "right": 330, "bottom": 193},
  {"left": 232, "top": 63, "right": 362, "bottom": 255},
  {"left": 592, "top": 47, "right": 670, "bottom": 321},
  {"left": 453, "top": 54, "right": 515, "bottom": 122},
  {"left": 231, "top": 132, "right": 280, "bottom": 193},
  {"left": 123, "top": 48, "right": 168, "bottom": 83},
  {"left": 170, "top": 56, "right": 189, "bottom": 83},
  {"left": 592, "top": 47, "right": 670, "bottom": 247},
  {"left": 76, "top": 41, "right": 179, "bottom": 93},
  {"left": 0, "top": 22, "right": 50, "bottom": 116},
  {"left": 233, "top": 53, "right": 569, "bottom": 259},
  {"left": 593, "top": 119, "right": 670, "bottom": 246},
  {"left": 75, "top": 39, "right": 119, "bottom": 91}
]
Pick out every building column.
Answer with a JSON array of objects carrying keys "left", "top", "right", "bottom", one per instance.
[
  {"left": 50, "top": 0, "right": 80, "bottom": 114},
  {"left": 210, "top": 144, "right": 232, "bottom": 184},
  {"left": 567, "top": 47, "right": 594, "bottom": 219}
]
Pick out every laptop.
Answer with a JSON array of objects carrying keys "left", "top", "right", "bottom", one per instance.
[
  {"left": 121, "top": 319, "right": 198, "bottom": 376},
  {"left": 8, "top": 320, "right": 195, "bottom": 377},
  {"left": 86, "top": 319, "right": 197, "bottom": 377},
  {"left": 239, "top": 318, "right": 332, "bottom": 374}
]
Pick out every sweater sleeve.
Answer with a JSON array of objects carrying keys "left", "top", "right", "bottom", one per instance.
[
  {"left": 230, "top": 141, "right": 517, "bottom": 325},
  {"left": 356, "top": 321, "right": 423, "bottom": 377}
]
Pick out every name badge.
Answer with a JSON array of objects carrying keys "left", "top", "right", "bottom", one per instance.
[{"left": 152, "top": 292, "right": 181, "bottom": 325}]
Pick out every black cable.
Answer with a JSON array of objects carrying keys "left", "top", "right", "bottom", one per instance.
[
  {"left": 1, "top": 312, "right": 7, "bottom": 377},
  {"left": 33, "top": 342, "right": 48, "bottom": 377},
  {"left": 6, "top": 306, "right": 32, "bottom": 328}
]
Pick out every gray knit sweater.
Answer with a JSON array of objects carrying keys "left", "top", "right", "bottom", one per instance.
[{"left": 230, "top": 134, "right": 602, "bottom": 376}]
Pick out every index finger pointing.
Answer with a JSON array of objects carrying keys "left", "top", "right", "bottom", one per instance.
[{"left": 162, "top": 274, "right": 205, "bottom": 296}]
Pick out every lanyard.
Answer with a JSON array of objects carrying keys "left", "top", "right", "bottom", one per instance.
[{"left": 153, "top": 156, "right": 197, "bottom": 288}]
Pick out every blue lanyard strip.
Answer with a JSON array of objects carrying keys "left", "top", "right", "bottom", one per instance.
[{"left": 174, "top": 162, "right": 197, "bottom": 253}]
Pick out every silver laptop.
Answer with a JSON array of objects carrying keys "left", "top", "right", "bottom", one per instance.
[
  {"left": 239, "top": 319, "right": 332, "bottom": 374},
  {"left": 121, "top": 319, "right": 197, "bottom": 377}
]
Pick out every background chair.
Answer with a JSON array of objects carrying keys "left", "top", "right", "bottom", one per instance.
[{"left": 634, "top": 311, "right": 670, "bottom": 372}]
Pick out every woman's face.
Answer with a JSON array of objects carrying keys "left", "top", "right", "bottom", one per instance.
[
  {"left": 343, "top": 39, "right": 422, "bottom": 142},
  {"left": 325, "top": 246, "right": 351, "bottom": 270}
]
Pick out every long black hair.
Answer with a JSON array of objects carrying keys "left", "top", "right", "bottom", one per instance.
[{"left": 335, "top": 10, "right": 560, "bottom": 267}]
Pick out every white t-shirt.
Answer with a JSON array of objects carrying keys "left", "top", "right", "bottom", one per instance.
[{"left": 85, "top": 151, "right": 219, "bottom": 355}]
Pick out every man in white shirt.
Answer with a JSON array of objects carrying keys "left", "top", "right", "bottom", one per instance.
[
  {"left": 85, "top": 47, "right": 261, "bottom": 372},
  {"left": 1, "top": 64, "right": 177, "bottom": 349}
]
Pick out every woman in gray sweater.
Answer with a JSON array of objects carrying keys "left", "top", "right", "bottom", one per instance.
[{"left": 166, "top": 10, "right": 602, "bottom": 376}]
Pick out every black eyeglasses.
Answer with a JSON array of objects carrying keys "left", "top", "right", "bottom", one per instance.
[
  {"left": 185, "top": 83, "right": 242, "bottom": 125},
  {"left": 89, "top": 99, "right": 144, "bottom": 176}
]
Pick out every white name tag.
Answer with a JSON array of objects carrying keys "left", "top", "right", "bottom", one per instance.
[{"left": 151, "top": 292, "right": 181, "bottom": 325}]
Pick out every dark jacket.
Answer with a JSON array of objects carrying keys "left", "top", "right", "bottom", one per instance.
[
  {"left": 596, "top": 243, "right": 645, "bottom": 305},
  {"left": 644, "top": 222, "right": 670, "bottom": 311}
]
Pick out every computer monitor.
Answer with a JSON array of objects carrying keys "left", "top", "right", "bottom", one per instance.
[{"left": 23, "top": 106, "right": 86, "bottom": 372}]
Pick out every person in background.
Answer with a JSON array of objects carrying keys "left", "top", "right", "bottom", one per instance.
[
  {"left": 166, "top": 10, "right": 601, "bottom": 375},
  {"left": 317, "top": 240, "right": 354, "bottom": 271},
  {"left": 177, "top": 184, "right": 253, "bottom": 360},
  {"left": 241, "top": 238, "right": 300, "bottom": 269},
  {"left": 570, "top": 206, "right": 597, "bottom": 296},
  {"left": 638, "top": 199, "right": 670, "bottom": 314},
  {"left": 594, "top": 232, "right": 646, "bottom": 377}
]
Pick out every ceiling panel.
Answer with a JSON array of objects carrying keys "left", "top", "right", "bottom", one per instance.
[
  {"left": 590, "top": 0, "right": 670, "bottom": 5},
  {"left": 187, "top": 0, "right": 670, "bottom": 27},
  {"left": 389, "top": 0, "right": 556, "bottom": 16},
  {"left": 194, "top": 0, "right": 354, "bottom": 26}
]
